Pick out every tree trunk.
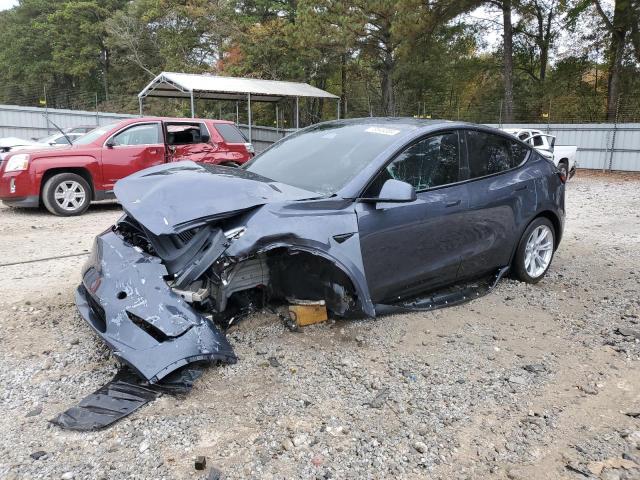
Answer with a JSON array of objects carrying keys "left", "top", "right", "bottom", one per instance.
[
  {"left": 605, "top": 0, "right": 628, "bottom": 121},
  {"left": 502, "top": 0, "right": 514, "bottom": 122},
  {"left": 606, "top": 30, "right": 625, "bottom": 120},
  {"left": 340, "top": 53, "right": 347, "bottom": 118},
  {"left": 539, "top": 8, "right": 552, "bottom": 81},
  {"left": 380, "top": 63, "right": 395, "bottom": 116}
]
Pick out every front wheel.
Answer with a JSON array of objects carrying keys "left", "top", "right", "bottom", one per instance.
[
  {"left": 513, "top": 217, "right": 555, "bottom": 283},
  {"left": 42, "top": 173, "right": 91, "bottom": 216},
  {"left": 220, "top": 161, "right": 240, "bottom": 168}
]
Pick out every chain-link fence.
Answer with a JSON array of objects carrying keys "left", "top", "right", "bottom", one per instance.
[{"left": 2, "top": 85, "right": 639, "bottom": 171}]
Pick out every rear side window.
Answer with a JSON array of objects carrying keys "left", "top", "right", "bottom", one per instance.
[
  {"left": 511, "top": 142, "right": 530, "bottom": 165},
  {"left": 533, "top": 135, "right": 544, "bottom": 147},
  {"left": 215, "top": 123, "right": 247, "bottom": 143},
  {"left": 466, "top": 130, "right": 526, "bottom": 178}
]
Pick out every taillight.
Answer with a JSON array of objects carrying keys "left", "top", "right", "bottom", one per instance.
[{"left": 558, "top": 170, "right": 567, "bottom": 184}]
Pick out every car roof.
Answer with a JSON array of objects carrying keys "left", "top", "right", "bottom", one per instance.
[
  {"left": 129, "top": 116, "right": 235, "bottom": 124},
  {"left": 320, "top": 117, "right": 457, "bottom": 130}
]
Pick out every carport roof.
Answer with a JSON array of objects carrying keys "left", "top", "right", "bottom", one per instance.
[{"left": 138, "top": 72, "right": 339, "bottom": 103}]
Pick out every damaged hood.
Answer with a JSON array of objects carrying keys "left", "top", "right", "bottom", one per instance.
[{"left": 114, "top": 161, "right": 320, "bottom": 235}]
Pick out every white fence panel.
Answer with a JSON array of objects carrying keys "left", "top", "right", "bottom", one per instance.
[
  {"left": 237, "top": 124, "right": 294, "bottom": 152},
  {"left": 1, "top": 105, "right": 638, "bottom": 171},
  {"left": 0, "top": 104, "right": 136, "bottom": 140},
  {"left": 490, "top": 123, "right": 640, "bottom": 171}
]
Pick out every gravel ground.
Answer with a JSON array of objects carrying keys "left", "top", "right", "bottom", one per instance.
[{"left": 0, "top": 172, "right": 639, "bottom": 480}]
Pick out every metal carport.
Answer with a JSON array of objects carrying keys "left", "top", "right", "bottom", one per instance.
[{"left": 138, "top": 72, "right": 340, "bottom": 142}]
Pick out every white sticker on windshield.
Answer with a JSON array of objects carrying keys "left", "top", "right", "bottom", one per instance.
[{"left": 365, "top": 126, "right": 400, "bottom": 136}]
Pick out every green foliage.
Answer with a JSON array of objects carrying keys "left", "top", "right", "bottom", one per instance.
[{"left": 0, "top": 0, "right": 638, "bottom": 122}]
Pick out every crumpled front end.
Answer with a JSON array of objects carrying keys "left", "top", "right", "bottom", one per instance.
[
  {"left": 76, "top": 162, "right": 377, "bottom": 381},
  {"left": 77, "top": 228, "right": 237, "bottom": 383}
]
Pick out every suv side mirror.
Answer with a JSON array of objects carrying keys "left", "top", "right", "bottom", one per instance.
[
  {"left": 359, "top": 179, "right": 417, "bottom": 207},
  {"left": 105, "top": 139, "right": 115, "bottom": 148},
  {"left": 200, "top": 132, "right": 210, "bottom": 143}
]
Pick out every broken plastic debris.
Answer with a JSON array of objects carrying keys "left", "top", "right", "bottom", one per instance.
[
  {"left": 375, "top": 267, "right": 509, "bottom": 315},
  {"left": 50, "top": 367, "right": 203, "bottom": 431},
  {"left": 195, "top": 456, "right": 207, "bottom": 470}
]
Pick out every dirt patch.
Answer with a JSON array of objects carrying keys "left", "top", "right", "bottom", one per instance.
[{"left": 0, "top": 175, "right": 639, "bottom": 480}]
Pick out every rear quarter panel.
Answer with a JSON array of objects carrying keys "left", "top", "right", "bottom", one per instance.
[
  {"left": 530, "top": 152, "right": 566, "bottom": 243},
  {"left": 206, "top": 121, "right": 252, "bottom": 165}
]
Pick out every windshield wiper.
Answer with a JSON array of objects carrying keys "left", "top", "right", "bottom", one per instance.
[{"left": 42, "top": 114, "right": 74, "bottom": 145}]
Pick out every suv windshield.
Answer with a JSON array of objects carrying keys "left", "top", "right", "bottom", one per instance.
[
  {"left": 245, "top": 121, "right": 414, "bottom": 195},
  {"left": 73, "top": 122, "right": 119, "bottom": 145}
]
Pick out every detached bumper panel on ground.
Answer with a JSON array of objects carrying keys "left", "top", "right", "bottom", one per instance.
[
  {"left": 76, "top": 230, "right": 236, "bottom": 383},
  {"left": 50, "top": 367, "right": 204, "bottom": 431}
]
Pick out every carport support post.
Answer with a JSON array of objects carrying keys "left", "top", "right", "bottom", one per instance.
[
  {"left": 275, "top": 103, "right": 279, "bottom": 133},
  {"left": 138, "top": 97, "right": 143, "bottom": 117},
  {"left": 247, "top": 93, "right": 252, "bottom": 143},
  {"left": 295, "top": 97, "right": 299, "bottom": 129},
  {"left": 235, "top": 101, "right": 239, "bottom": 125},
  {"left": 190, "top": 90, "right": 195, "bottom": 118},
  {"left": 337, "top": 99, "right": 340, "bottom": 120}
]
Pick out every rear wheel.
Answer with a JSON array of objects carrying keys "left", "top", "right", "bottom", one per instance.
[
  {"left": 513, "top": 217, "right": 555, "bottom": 283},
  {"left": 42, "top": 173, "right": 91, "bottom": 216}
]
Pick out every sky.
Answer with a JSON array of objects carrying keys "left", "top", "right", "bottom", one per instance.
[{"left": 0, "top": 0, "right": 17, "bottom": 10}]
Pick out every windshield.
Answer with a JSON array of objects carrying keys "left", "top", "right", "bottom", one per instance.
[
  {"left": 245, "top": 122, "right": 414, "bottom": 194},
  {"left": 73, "top": 122, "right": 119, "bottom": 145}
]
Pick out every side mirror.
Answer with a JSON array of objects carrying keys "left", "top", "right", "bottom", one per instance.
[
  {"left": 359, "top": 179, "right": 416, "bottom": 207},
  {"left": 105, "top": 139, "right": 115, "bottom": 148},
  {"left": 200, "top": 132, "right": 211, "bottom": 143}
]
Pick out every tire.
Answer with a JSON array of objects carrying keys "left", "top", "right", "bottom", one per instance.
[
  {"left": 512, "top": 217, "right": 556, "bottom": 284},
  {"left": 558, "top": 161, "right": 569, "bottom": 179},
  {"left": 220, "top": 161, "right": 240, "bottom": 168},
  {"left": 42, "top": 173, "right": 91, "bottom": 216}
]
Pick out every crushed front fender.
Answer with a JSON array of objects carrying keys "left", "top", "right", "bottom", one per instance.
[{"left": 76, "top": 230, "right": 236, "bottom": 383}]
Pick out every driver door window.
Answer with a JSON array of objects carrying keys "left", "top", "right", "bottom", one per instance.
[
  {"left": 112, "top": 123, "right": 161, "bottom": 146},
  {"left": 369, "top": 132, "right": 461, "bottom": 195}
]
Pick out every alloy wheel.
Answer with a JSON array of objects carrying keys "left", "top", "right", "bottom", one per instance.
[
  {"left": 54, "top": 180, "right": 86, "bottom": 212},
  {"left": 524, "top": 225, "right": 554, "bottom": 278}
]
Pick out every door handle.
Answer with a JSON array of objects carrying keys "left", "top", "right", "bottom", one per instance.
[
  {"left": 445, "top": 200, "right": 461, "bottom": 208},
  {"left": 149, "top": 148, "right": 158, "bottom": 154},
  {"left": 514, "top": 185, "right": 528, "bottom": 191}
]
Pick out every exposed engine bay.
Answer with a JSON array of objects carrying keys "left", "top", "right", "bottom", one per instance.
[{"left": 115, "top": 214, "right": 358, "bottom": 325}]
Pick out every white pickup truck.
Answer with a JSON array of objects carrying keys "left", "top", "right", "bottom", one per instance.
[{"left": 503, "top": 128, "right": 578, "bottom": 179}]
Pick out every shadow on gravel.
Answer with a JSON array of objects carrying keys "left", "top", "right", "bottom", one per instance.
[{"left": 0, "top": 200, "right": 121, "bottom": 217}]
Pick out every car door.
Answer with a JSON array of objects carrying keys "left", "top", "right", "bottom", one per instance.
[
  {"left": 100, "top": 122, "right": 166, "bottom": 190},
  {"left": 356, "top": 130, "right": 469, "bottom": 303},
  {"left": 165, "top": 122, "right": 217, "bottom": 162},
  {"left": 456, "top": 129, "right": 535, "bottom": 280}
]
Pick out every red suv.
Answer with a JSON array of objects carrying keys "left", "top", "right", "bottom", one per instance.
[{"left": 0, "top": 117, "right": 254, "bottom": 215}]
